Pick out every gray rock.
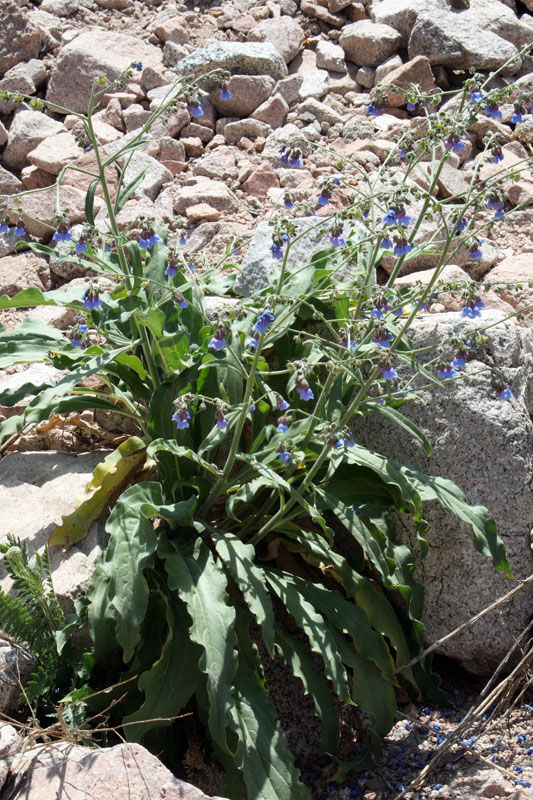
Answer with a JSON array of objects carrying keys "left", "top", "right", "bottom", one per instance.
[
  {"left": 340, "top": 20, "right": 402, "bottom": 67},
  {"left": 261, "top": 121, "right": 314, "bottom": 165},
  {"left": 122, "top": 104, "right": 152, "bottom": 133},
  {"left": 408, "top": 8, "right": 521, "bottom": 71},
  {"left": 46, "top": 30, "right": 165, "bottom": 115},
  {"left": 173, "top": 41, "right": 288, "bottom": 84},
  {"left": 0, "top": 645, "right": 35, "bottom": 717},
  {"left": 121, "top": 152, "right": 173, "bottom": 201},
  {"left": 0, "top": 723, "right": 21, "bottom": 789},
  {"left": 172, "top": 179, "right": 239, "bottom": 215},
  {"left": 94, "top": 0, "right": 133, "bottom": 7},
  {"left": 251, "top": 93, "right": 289, "bottom": 129},
  {"left": 234, "top": 216, "right": 363, "bottom": 296},
  {"left": 209, "top": 74, "right": 275, "bottom": 117},
  {"left": 0, "top": 451, "right": 110, "bottom": 617},
  {"left": 0, "top": 166, "right": 23, "bottom": 195},
  {"left": 355, "top": 311, "right": 533, "bottom": 674},
  {"left": 162, "top": 40, "right": 189, "bottom": 68},
  {"left": 0, "top": 1, "right": 42, "bottom": 78},
  {"left": 40, "top": 0, "right": 79, "bottom": 15},
  {"left": 356, "top": 66, "right": 375, "bottom": 88},
  {"left": 369, "top": 0, "right": 446, "bottom": 48},
  {"left": 315, "top": 40, "right": 347, "bottom": 73},
  {"left": 247, "top": 17, "right": 305, "bottom": 64},
  {"left": 275, "top": 74, "right": 304, "bottom": 106},
  {"left": 2, "top": 108, "right": 64, "bottom": 172},
  {"left": 298, "top": 69, "right": 330, "bottom": 100},
  {"left": 9, "top": 740, "right": 228, "bottom": 800},
  {"left": 298, "top": 97, "right": 342, "bottom": 126},
  {"left": 461, "top": 0, "right": 533, "bottom": 49},
  {"left": 341, "top": 114, "right": 375, "bottom": 142},
  {"left": 223, "top": 118, "right": 272, "bottom": 143}
]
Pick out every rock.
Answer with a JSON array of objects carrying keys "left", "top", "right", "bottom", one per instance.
[
  {"left": 356, "top": 310, "right": 533, "bottom": 674},
  {"left": 435, "top": 161, "right": 471, "bottom": 199},
  {"left": 408, "top": 8, "right": 521, "bottom": 71},
  {"left": 2, "top": 109, "right": 64, "bottom": 172},
  {"left": 0, "top": 451, "right": 110, "bottom": 616},
  {"left": 186, "top": 203, "right": 221, "bottom": 222},
  {"left": 6, "top": 185, "right": 99, "bottom": 240},
  {"left": 0, "top": 723, "right": 21, "bottom": 788},
  {"left": 62, "top": 150, "right": 119, "bottom": 202},
  {"left": 182, "top": 136, "right": 204, "bottom": 158},
  {"left": 122, "top": 104, "right": 152, "bottom": 133},
  {"left": 162, "top": 40, "right": 189, "bottom": 68},
  {"left": 46, "top": 31, "right": 164, "bottom": 115},
  {"left": 484, "top": 253, "right": 533, "bottom": 326},
  {"left": 379, "top": 55, "right": 436, "bottom": 107},
  {"left": 341, "top": 113, "right": 375, "bottom": 142},
  {"left": 121, "top": 152, "right": 173, "bottom": 201},
  {"left": 193, "top": 148, "right": 238, "bottom": 180},
  {"left": 357, "top": 65, "right": 375, "bottom": 88},
  {"left": 251, "top": 94, "right": 289, "bottom": 129},
  {"left": 0, "top": 1, "right": 42, "bottom": 78},
  {"left": 316, "top": 40, "right": 347, "bottom": 72},
  {"left": 0, "top": 122, "right": 7, "bottom": 148},
  {"left": 0, "top": 363, "right": 68, "bottom": 419},
  {"left": 300, "top": 0, "right": 346, "bottom": 27},
  {"left": 209, "top": 75, "right": 275, "bottom": 117},
  {"left": 223, "top": 119, "right": 272, "bottom": 144},
  {"left": 180, "top": 122, "right": 214, "bottom": 144},
  {"left": 299, "top": 97, "right": 342, "bottom": 126},
  {"left": 242, "top": 161, "right": 280, "bottom": 197},
  {"left": 247, "top": 17, "right": 305, "bottom": 64},
  {"left": 172, "top": 179, "right": 239, "bottom": 215},
  {"left": 370, "top": 0, "right": 444, "bottom": 47},
  {"left": 0, "top": 166, "right": 23, "bottom": 195},
  {"left": 153, "top": 14, "right": 190, "bottom": 45},
  {"left": 340, "top": 20, "right": 402, "bottom": 67},
  {"left": 0, "top": 253, "right": 51, "bottom": 297},
  {"left": 461, "top": 0, "right": 533, "bottom": 50},
  {"left": 0, "top": 646, "right": 35, "bottom": 717},
  {"left": 40, "top": 0, "right": 79, "bottom": 15},
  {"left": 299, "top": 69, "right": 330, "bottom": 100},
  {"left": 94, "top": 0, "right": 133, "bottom": 7},
  {"left": 275, "top": 74, "right": 304, "bottom": 106},
  {"left": 8, "top": 740, "right": 228, "bottom": 800},
  {"left": 26, "top": 132, "right": 81, "bottom": 176},
  {"left": 0, "top": 64, "right": 37, "bottom": 115},
  {"left": 173, "top": 41, "right": 288, "bottom": 84}
]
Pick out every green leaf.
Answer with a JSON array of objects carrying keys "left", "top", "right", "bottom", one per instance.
[
  {"left": 85, "top": 178, "right": 98, "bottom": 226},
  {"left": 114, "top": 166, "right": 150, "bottom": 215},
  {"left": 0, "top": 286, "right": 84, "bottom": 311},
  {"left": 375, "top": 404, "right": 432, "bottom": 456},
  {"left": 212, "top": 531, "right": 275, "bottom": 655},
  {"left": 158, "top": 533, "right": 237, "bottom": 753},
  {"left": 87, "top": 482, "right": 196, "bottom": 661},
  {"left": 123, "top": 588, "right": 201, "bottom": 740},
  {"left": 49, "top": 436, "right": 147, "bottom": 548},
  {"left": 228, "top": 609, "right": 310, "bottom": 800}
]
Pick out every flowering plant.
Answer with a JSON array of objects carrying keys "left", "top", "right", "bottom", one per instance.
[{"left": 0, "top": 50, "right": 529, "bottom": 800}]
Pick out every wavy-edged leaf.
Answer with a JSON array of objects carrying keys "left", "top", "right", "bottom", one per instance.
[
  {"left": 0, "top": 286, "right": 84, "bottom": 311},
  {"left": 49, "top": 436, "right": 147, "bottom": 548},
  {"left": 229, "top": 609, "right": 310, "bottom": 800},
  {"left": 123, "top": 587, "right": 201, "bottom": 741},
  {"left": 274, "top": 627, "right": 339, "bottom": 754},
  {"left": 158, "top": 532, "right": 237, "bottom": 752},
  {"left": 265, "top": 569, "right": 350, "bottom": 703},
  {"left": 212, "top": 531, "right": 275, "bottom": 655},
  {"left": 87, "top": 482, "right": 196, "bottom": 660}
]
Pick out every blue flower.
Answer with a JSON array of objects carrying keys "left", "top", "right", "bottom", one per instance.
[
  {"left": 491, "top": 151, "right": 504, "bottom": 164},
  {"left": 344, "top": 435, "right": 355, "bottom": 447},
  {"left": 165, "top": 263, "right": 177, "bottom": 276},
  {"left": 297, "top": 382, "right": 314, "bottom": 401},
  {"left": 394, "top": 240, "right": 412, "bottom": 257},
  {"left": 253, "top": 309, "right": 275, "bottom": 333},
  {"left": 374, "top": 332, "right": 393, "bottom": 349},
  {"left": 380, "top": 237, "right": 393, "bottom": 250},
  {"left": 451, "top": 356, "right": 466, "bottom": 370},
  {"left": 382, "top": 209, "right": 396, "bottom": 226},
  {"left": 278, "top": 449, "right": 291, "bottom": 465},
  {"left": 0, "top": 223, "right": 9, "bottom": 234},
  {"left": 461, "top": 304, "right": 481, "bottom": 318},
  {"left": 138, "top": 237, "right": 152, "bottom": 249},
  {"left": 367, "top": 102, "right": 384, "bottom": 117},
  {"left": 76, "top": 240, "right": 88, "bottom": 253},
  {"left": 397, "top": 212, "right": 413, "bottom": 226},
  {"left": 172, "top": 409, "right": 190, "bottom": 429},
  {"left": 381, "top": 367, "right": 398, "bottom": 380},
  {"left": 276, "top": 395, "right": 290, "bottom": 411},
  {"left": 208, "top": 334, "right": 226, "bottom": 350},
  {"left": 444, "top": 137, "right": 465, "bottom": 153},
  {"left": 284, "top": 199, "right": 293, "bottom": 209},
  {"left": 289, "top": 156, "right": 302, "bottom": 168},
  {"left": 317, "top": 193, "right": 330, "bottom": 206},
  {"left": 332, "top": 177, "right": 340, "bottom": 185},
  {"left": 270, "top": 243, "right": 284, "bottom": 259},
  {"left": 148, "top": 233, "right": 163, "bottom": 247},
  {"left": 179, "top": 234, "right": 187, "bottom": 245},
  {"left": 330, "top": 235, "right": 346, "bottom": 247},
  {"left": 79, "top": 324, "right": 88, "bottom": 333},
  {"left": 485, "top": 104, "right": 502, "bottom": 119},
  {"left": 248, "top": 332, "right": 260, "bottom": 349},
  {"left": 216, "top": 418, "right": 228, "bottom": 429},
  {"left": 187, "top": 102, "right": 204, "bottom": 117},
  {"left": 280, "top": 150, "right": 289, "bottom": 165},
  {"left": 494, "top": 209, "right": 505, "bottom": 219},
  {"left": 497, "top": 387, "right": 513, "bottom": 400},
  {"left": 437, "top": 367, "right": 458, "bottom": 379},
  {"left": 53, "top": 228, "right": 72, "bottom": 242},
  {"left": 471, "top": 90, "right": 483, "bottom": 103},
  {"left": 177, "top": 298, "right": 188, "bottom": 309},
  {"left": 187, "top": 262, "right": 196, "bottom": 271},
  {"left": 277, "top": 417, "right": 289, "bottom": 433},
  {"left": 13, "top": 225, "right": 26, "bottom": 237},
  {"left": 220, "top": 87, "right": 231, "bottom": 101},
  {"left": 456, "top": 217, "right": 469, "bottom": 232},
  {"left": 468, "top": 246, "right": 482, "bottom": 260},
  {"left": 371, "top": 307, "right": 384, "bottom": 319},
  {"left": 406, "top": 101, "right": 416, "bottom": 111},
  {"left": 133, "top": 61, "right": 143, "bottom": 71},
  {"left": 82, "top": 291, "right": 103, "bottom": 310},
  {"left": 487, "top": 197, "right": 503, "bottom": 210}
]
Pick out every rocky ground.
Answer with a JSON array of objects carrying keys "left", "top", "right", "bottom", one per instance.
[{"left": 1, "top": 0, "right": 533, "bottom": 798}]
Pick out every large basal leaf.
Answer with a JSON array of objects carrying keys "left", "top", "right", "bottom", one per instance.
[
  {"left": 212, "top": 531, "right": 275, "bottom": 655},
  {"left": 123, "top": 587, "right": 201, "bottom": 741},
  {"left": 158, "top": 532, "right": 237, "bottom": 753},
  {"left": 49, "top": 436, "right": 147, "bottom": 548},
  {"left": 228, "top": 609, "right": 311, "bottom": 800},
  {"left": 87, "top": 482, "right": 196, "bottom": 661},
  {"left": 0, "top": 286, "right": 84, "bottom": 311},
  {"left": 0, "top": 318, "right": 67, "bottom": 368}
]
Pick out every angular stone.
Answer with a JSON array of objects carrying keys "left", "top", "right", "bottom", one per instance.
[
  {"left": 356, "top": 65, "right": 375, "bottom": 88},
  {"left": 209, "top": 75, "right": 275, "bottom": 117},
  {"left": 355, "top": 311, "right": 533, "bottom": 674},
  {"left": 484, "top": 253, "right": 533, "bottom": 326},
  {"left": 2, "top": 109, "right": 64, "bottom": 172},
  {"left": 186, "top": 203, "right": 221, "bottom": 222},
  {"left": 121, "top": 152, "right": 173, "bottom": 201},
  {"left": 242, "top": 161, "right": 280, "bottom": 197},
  {"left": 62, "top": 150, "right": 119, "bottom": 201},
  {"left": 193, "top": 148, "right": 238, "bottom": 180},
  {"left": 0, "top": 253, "right": 51, "bottom": 296},
  {"left": 223, "top": 119, "right": 272, "bottom": 144},
  {"left": 300, "top": 0, "right": 346, "bottom": 27},
  {"left": 380, "top": 55, "right": 436, "bottom": 107},
  {"left": 6, "top": 185, "right": 100, "bottom": 240},
  {"left": 153, "top": 15, "right": 190, "bottom": 45},
  {"left": 46, "top": 31, "right": 165, "bottom": 115},
  {"left": 0, "top": 64, "right": 37, "bottom": 115},
  {"left": 0, "top": 166, "right": 23, "bottom": 195},
  {"left": 0, "top": 451, "right": 110, "bottom": 615},
  {"left": 26, "top": 132, "right": 81, "bottom": 176},
  {"left": 173, "top": 180, "right": 239, "bottom": 215},
  {"left": 275, "top": 74, "right": 304, "bottom": 106},
  {"left": 316, "top": 40, "right": 347, "bottom": 73},
  {"left": 340, "top": 20, "right": 402, "bottom": 67},
  {"left": 181, "top": 137, "right": 204, "bottom": 158},
  {"left": 408, "top": 8, "right": 521, "bottom": 71},
  {"left": 251, "top": 94, "right": 289, "bottom": 129},
  {"left": 0, "top": 647, "right": 34, "bottom": 717},
  {"left": 9, "top": 740, "right": 228, "bottom": 800},
  {"left": 94, "top": 0, "right": 133, "bottom": 7},
  {"left": 180, "top": 123, "right": 214, "bottom": 143},
  {"left": 173, "top": 41, "right": 288, "bottom": 84},
  {"left": 0, "top": 2, "right": 42, "bottom": 78},
  {"left": 299, "top": 97, "right": 342, "bottom": 126},
  {"left": 41, "top": 0, "right": 79, "bottom": 15},
  {"left": 0, "top": 122, "right": 7, "bottom": 148},
  {"left": 299, "top": 69, "right": 330, "bottom": 101},
  {"left": 247, "top": 17, "right": 305, "bottom": 64}
]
